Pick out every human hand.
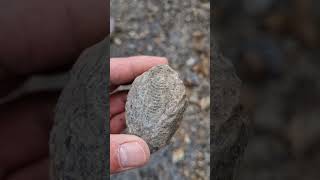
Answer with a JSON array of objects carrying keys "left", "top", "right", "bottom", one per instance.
[
  {"left": 0, "top": 1, "right": 107, "bottom": 179},
  {"left": 110, "top": 56, "right": 168, "bottom": 174}
]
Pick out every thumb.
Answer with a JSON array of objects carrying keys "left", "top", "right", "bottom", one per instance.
[{"left": 110, "top": 134, "right": 150, "bottom": 174}]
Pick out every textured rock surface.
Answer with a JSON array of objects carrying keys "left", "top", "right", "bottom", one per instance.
[
  {"left": 111, "top": 0, "right": 210, "bottom": 179},
  {"left": 126, "top": 64, "right": 187, "bottom": 153},
  {"left": 211, "top": 41, "right": 250, "bottom": 180},
  {"left": 49, "top": 38, "right": 109, "bottom": 180}
]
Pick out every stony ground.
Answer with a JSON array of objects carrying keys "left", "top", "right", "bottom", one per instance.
[
  {"left": 110, "top": 0, "right": 210, "bottom": 180},
  {"left": 215, "top": 0, "right": 320, "bottom": 179}
]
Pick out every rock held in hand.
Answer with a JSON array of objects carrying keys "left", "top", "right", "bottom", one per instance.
[{"left": 125, "top": 64, "right": 187, "bottom": 153}]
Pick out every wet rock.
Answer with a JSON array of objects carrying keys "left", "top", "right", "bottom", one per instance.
[{"left": 126, "top": 64, "right": 188, "bottom": 153}]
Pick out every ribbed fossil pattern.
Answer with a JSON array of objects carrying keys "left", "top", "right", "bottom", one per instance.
[{"left": 125, "top": 64, "right": 187, "bottom": 153}]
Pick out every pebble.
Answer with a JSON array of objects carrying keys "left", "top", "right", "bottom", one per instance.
[
  {"left": 172, "top": 148, "right": 185, "bottom": 163},
  {"left": 186, "top": 57, "right": 198, "bottom": 66},
  {"left": 183, "top": 71, "right": 201, "bottom": 87},
  {"left": 200, "top": 96, "right": 210, "bottom": 110},
  {"left": 113, "top": 38, "right": 122, "bottom": 45}
]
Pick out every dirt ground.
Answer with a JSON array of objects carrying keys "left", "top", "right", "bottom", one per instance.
[
  {"left": 110, "top": 0, "right": 210, "bottom": 180},
  {"left": 215, "top": 0, "right": 320, "bottom": 179}
]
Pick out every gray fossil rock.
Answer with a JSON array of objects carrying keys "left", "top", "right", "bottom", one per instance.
[
  {"left": 125, "top": 64, "right": 187, "bottom": 153},
  {"left": 50, "top": 38, "right": 109, "bottom": 180}
]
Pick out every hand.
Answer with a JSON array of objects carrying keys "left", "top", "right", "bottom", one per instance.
[
  {"left": 0, "top": 1, "right": 107, "bottom": 179},
  {"left": 110, "top": 56, "right": 168, "bottom": 174}
]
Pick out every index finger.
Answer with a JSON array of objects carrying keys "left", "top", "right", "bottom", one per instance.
[{"left": 110, "top": 56, "right": 168, "bottom": 89}]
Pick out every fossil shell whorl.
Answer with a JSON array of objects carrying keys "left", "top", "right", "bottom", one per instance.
[{"left": 125, "top": 64, "right": 187, "bottom": 153}]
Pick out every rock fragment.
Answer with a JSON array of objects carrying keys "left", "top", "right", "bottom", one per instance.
[
  {"left": 125, "top": 64, "right": 187, "bottom": 153},
  {"left": 211, "top": 42, "right": 250, "bottom": 180},
  {"left": 50, "top": 38, "right": 109, "bottom": 180}
]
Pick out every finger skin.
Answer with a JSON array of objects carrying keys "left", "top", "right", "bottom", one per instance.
[
  {"left": 110, "top": 56, "right": 168, "bottom": 90},
  {"left": 110, "top": 134, "right": 150, "bottom": 174},
  {"left": 0, "top": 91, "right": 58, "bottom": 174},
  {"left": 110, "top": 91, "right": 128, "bottom": 117},
  {"left": 110, "top": 91, "right": 128, "bottom": 134},
  {"left": 110, "top": 112, "right": 126, "bottom": 134},
  {"left": 0, "top": 65, "right": 27, "bottom": 98},
  {"left": 4, "top": 158, "right": 49, "bottom": 180},
  {"left": 109, "top": 56, "right": 165, "bottom": 174}
]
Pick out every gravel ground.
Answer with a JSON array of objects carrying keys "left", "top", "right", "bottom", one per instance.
[
  {"left": 215, "top": 0, "right": 320, "bottom": 179},
  {"left": 110, "top": 0, "right": 210, "bottom": 180}
]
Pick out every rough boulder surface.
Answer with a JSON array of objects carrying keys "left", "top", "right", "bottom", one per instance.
[
  {"left": 126, "top": 64, "right": 187, "bottom": 153},
  {"left": 211, "top": 42, "right": 249, "bottom": 180},
  {"left": 50, "top": 38, "right": 109, "bottom": 180}
]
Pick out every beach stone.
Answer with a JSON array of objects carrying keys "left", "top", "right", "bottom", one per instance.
[
  {"left": 125, "top": 64, "right": 187, "bottom": 153},
  {"left": 50, "top": 37, "right": 109, "bottom": 180}
]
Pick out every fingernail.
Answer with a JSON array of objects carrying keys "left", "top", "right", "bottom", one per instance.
[{"left": 119, "top": 142, "right": 147, "bottom": 168}]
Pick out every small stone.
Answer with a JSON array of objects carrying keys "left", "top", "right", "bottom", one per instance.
[
  {"left": 110, "top": 17, "right": 115, "bottom": 34},
  {"left": 129, "top": 31, "right": 138, "bottom": 39},
  {"left": 183, "top": 71, "right": 201, "bottom": 87},
  {"left": 147, "top": 45, "right": 153, "bottom": 51},
  {"left": 200, "top": 96, "right": 210, "bottom": 110},
  {"left": 188, "top": 93, "right": 199, "bottom": 103},
  {"left": 172, "top": 148, "right": 185, "bottom": 163},
  {"left": 184, "top": 134, "right": 191, "bottom": 144},
  {"left": 114, "top": 38, "right": 122, "bottom": 45},
  {"left": 125, "top": 64, "right": 187, "bottom": 153},
  {"left": 186, "top": 57, "right": 197, "bottom": 66}
]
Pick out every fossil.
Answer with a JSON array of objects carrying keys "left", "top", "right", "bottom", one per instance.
[{"left": 125, "top": 64, "right": 187, "bottom": 153}]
